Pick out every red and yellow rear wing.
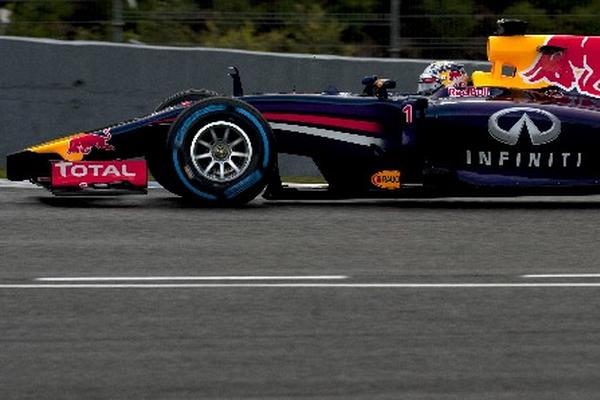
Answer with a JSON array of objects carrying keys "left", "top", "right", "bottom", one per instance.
[{"left": 473, "top": 34, "right": 600, "bottom": 98}]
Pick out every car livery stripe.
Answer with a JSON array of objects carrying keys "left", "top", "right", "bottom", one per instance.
[
  {"left": 247, "top": 99, "right": 388, "bottom": 119},
  {"left": 262, "top": 112, "right": 382, "bottom": 134},
  {"left": 152, "top": 117, "right": 178, "bottom": 125},
  {"left": 270, "top": 123, "right": 385, "bottom": 147}
]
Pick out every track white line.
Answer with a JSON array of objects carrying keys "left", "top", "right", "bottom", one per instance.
[
  {"left": 3, "top": 282, "right": 600, "bottom": 289},
  {"left": 35, "top": 275, "right": 348, "bottom": 282},
  {"left": 522, "top": 274, "right": 600, "bottom": 278},
  {"left": 0, "top": 180, "right": 37, "bottom": 188}
]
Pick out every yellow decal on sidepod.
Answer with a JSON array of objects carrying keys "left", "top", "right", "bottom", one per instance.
[{"left": 371, "top": 170, "right": 401, "bottom": 190}]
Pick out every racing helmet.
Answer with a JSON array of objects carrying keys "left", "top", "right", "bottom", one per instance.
[{"left": 417, "top": 61, "right": 469, "bottom": 94}]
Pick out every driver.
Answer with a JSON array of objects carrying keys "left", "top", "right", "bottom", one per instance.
[{"left": 417, "top": 61, "right": 469, "bottom": 95}]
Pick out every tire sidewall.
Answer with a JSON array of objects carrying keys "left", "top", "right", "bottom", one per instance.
[{"left": 167, "top": 98, "right": 275, "bottom": 204}]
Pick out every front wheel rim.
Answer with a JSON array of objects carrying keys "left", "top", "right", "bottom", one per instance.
[{"left": 189, "top": 121, "right": 253, "bottom": 183}]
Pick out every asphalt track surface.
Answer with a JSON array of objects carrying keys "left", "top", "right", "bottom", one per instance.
[{"left": 2, "top": 183, "right": 600, "bottom": 399}]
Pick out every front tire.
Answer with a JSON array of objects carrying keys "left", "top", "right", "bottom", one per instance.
[
  {"left": 148, "top": 89, "right": 219, "bottom": 195},
  {"left": 155, "top": 98, "right": 276, "bottom": 206}
]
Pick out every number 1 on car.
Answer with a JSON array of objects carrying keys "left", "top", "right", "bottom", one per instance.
[{"left": 402, "top": 104, "right": 413, "bottom": 124}]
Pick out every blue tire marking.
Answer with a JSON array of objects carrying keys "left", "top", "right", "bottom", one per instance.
[
  {"left": 171, "top": 105, "right": 226, "bottom": 201},
  {"left": 172, "top": 159, "right": 217, "bottom": 200},
  {"left": 234, "top": 107, "right": 270, "bottom": 168},
  {"left": 174, "top": 105, "right": 225, "bottom": 148},
  {"left": 172, "top": 104, "right": 270, "bottom": 201},
  {"left": 224, "top": 170, "right": 262, "bottom": 199}
]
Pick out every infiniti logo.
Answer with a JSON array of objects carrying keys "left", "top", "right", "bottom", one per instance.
[
  {"left": 488, "top": 107, "right": 561, "bottom": 146},
  {"left": 469, "top": 107, "right": 580, "bottom": 169}
]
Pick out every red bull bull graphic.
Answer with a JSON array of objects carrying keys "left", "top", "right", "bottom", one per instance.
[
  {"left": 67, "top": 129, "right": 115, "bottom": 154},
  {"left": 521, "top": 35, "right": 600, "bottom": 98}
]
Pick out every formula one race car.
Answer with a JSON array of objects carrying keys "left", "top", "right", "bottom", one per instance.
[{"left": 7, "top": 20, "right": 600, "bottom": 206}]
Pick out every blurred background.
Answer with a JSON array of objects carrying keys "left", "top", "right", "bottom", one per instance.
[{"left": 0, "top": 0, "right": 598, "bottom": 59}]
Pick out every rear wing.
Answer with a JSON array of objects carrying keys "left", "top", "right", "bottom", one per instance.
[{"left": 472, "top": 34, "right": 600, "bottom": 98}]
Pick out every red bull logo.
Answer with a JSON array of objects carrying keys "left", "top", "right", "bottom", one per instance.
[
  {"left": 67, "top": 130, "right": 115, "bottom": 154},
  {"left": 521, "top": 35, "right": 600, "bottom": 98},
  {"left": 448, "top": 87, "right": 490, "bottom": 98}
]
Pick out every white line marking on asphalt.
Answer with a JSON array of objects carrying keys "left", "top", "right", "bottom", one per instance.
[
  {"left": 35, "top": 275, "right": 349, "bottom": 282},
  {"left": 147, "top": 181, "right": 162, "bottom": 189},
  {"left": 522, "top": 274, "right": 600, "bottom": 278},
  {"left": 3, "top": 282, "right": 600, "bottom": 289},
  {"left": 0, "top": 180, "right": 37, "bottom": 188}
]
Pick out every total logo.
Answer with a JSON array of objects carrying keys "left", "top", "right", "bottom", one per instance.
[
  {"left": 51, "top": 160, "right": 147, "bottom": 187},
  {"left": 466, "top": 107, "right": 582, "bottom": 169},
  {"left": 55, "top": 161, "right": 136, "bottom": 178}
]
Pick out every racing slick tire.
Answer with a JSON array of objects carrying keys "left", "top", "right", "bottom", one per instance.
[
  {"left": 153, "top": 88, "right": 219, "bottom": 112},
  {"left": 148, "top": 89, "right": 219, "bottom": 195},
  {"left": 155, "top": 97, "right": 276, "bottom": 206}
]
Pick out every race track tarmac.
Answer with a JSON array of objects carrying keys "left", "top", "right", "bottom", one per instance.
[{"left": 2, "top": 185, "right": 600, "bottom": 399}]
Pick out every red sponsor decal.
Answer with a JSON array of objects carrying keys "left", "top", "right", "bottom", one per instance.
[
  {"left": 371, "top": 170, "right": 401, "bottom": 190},
  {"left": 262, "top": 112, "right": 382, "bottom": 134},
  {"left": 521, "top": 35, "right": 600, "bottom": 98},
  {"left": 51, "top": 160, "right": 147, "bottom": 187},
  {"left": 152, "top": 118, "right": 177, "bottom": 125},
  {"left": 448, "top": 87, "right": 490, "bottom": 98},
  {"left": 67, "top": 130, "right": 115, "bottom": 154}
]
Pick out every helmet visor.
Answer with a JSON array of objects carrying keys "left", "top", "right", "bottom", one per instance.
[{"left": 417, "top": 76, "right": 440, "bottom": 94}]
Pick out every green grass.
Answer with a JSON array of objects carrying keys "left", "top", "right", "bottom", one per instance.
[{"left": 0, "top": 168, "right": 6, "bottom": 179}]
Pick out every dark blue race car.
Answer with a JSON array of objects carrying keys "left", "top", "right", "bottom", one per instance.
[{"left": 7, "top": 21, "right": 600, "bottom": 206}]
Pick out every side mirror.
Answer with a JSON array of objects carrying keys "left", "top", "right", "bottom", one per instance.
[
  {"left": 362, "top": 75, "right": 378, "bottom": 96},
  {"left": 228, "top": 66, "right": 243, "bottom": 97},
  {"left": 374, "top": 79, "right": 396, "bottom": 99}
]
